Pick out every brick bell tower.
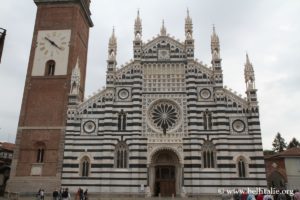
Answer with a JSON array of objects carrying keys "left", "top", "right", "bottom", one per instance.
[{"left": 6, "top": 0, "right": 93, "bottom": 193}]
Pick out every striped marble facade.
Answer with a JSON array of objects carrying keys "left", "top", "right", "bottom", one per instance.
[{"left": 61, "top": 12, "right": 266, "bottom": 196}]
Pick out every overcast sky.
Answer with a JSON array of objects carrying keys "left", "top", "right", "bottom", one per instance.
[{"left": 0, "top": 0, "right": 299, "bottom": 149}]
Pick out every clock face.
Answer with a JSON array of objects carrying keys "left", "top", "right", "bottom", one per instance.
[
  {"left": 32, "top": 30, "right": 71, "bottom": 76},
  {"left": 38, "top": 31, "right": 69, "bottom": 56}
]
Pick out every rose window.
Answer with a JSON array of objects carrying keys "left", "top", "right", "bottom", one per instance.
[{"left": 148, "top": 99, "right": 181, "bottom": 133}]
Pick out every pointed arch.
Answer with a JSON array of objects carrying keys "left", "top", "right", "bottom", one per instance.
[
  {"left": 202, "top": 141, "right": 216, "bottom": 168},
  {"left": 115, "top": 141, "right": 128, "bottom": 168}
]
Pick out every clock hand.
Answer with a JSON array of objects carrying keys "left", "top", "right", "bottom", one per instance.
[
  {"left": 44, "top": 37, "right": 62, "bottom": 50},
  {"left": 45, "top": 37, "right": 55, "bottom": 45},
  {"left": 53, "top": 43, "right": 62, "bottom": 50}
]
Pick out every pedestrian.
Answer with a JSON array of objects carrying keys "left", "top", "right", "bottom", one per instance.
[
  {"left": 221, "top": 191, "right": 232, "bottom": 200},
  {"left": 40, "top": 189, "right": 45, "bottom": 200},
  {"left": 75, "top": 188, "right": 80, "bottom": 200},
  {"left": 79, "top": 188, "right": 84, "bottom": 200},
  {"left": 263, "top": 193, "right": 274, "bottom": 200},
  {"left": 233, "top": 189, "right": 242, "bottom": 200},
  {"left": 62, "top": 188, "right": 71, "bottom": 200},
  {"left": 37, "top": 189, "right": 41, "bottom": 200},
  {"left": 278, "top": 190, "right": 287, "bottom": 200},
  {"left": 294, "top": 189, "right": 300, "bottom": 200},
  {"left": 241, "top": 190, "right": 249, "bottom": 200},
  {"left": 247, "top": 192, "right": 256, "bottom": 200},
  {"left": 256, "top": 191, "right": 264, "bottom": 200},
  {"left": 59, "top": 188, "right": 63, "bottom": 200},
  {"left": 83, "top": 189, "right": 88, "bottom": 200},
  {"left": 53, "top": 189, "right": 59, "bottom": 200}
]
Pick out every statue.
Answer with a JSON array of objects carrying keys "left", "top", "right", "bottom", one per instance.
[{"left": 162, "top": 122, "right": 167, "bottom": 135}]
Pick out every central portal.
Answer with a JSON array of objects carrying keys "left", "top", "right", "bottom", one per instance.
[
  {"left": 149, "top": 149, "right": 182, "bottom": 197},
  {"left": 155, "top": 165, "right": 176, "bottom": 196}
]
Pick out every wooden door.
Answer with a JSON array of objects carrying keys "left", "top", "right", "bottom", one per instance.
[
  {"left": 155, "top": 166, "right": 176, "bottom": 197},
  {"left": 160, "top": 180, "right": 175, "bottom": 197}
]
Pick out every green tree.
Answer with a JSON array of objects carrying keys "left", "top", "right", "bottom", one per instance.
[
  {"left": 287, "top": 137, "right": 300, "bottom": 149},
  {"left": 272, "top": 132, "right": 287, "bottom": 152}
]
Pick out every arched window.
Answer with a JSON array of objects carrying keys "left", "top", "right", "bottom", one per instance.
[
  {"left": 238, "top": 159, "right": 246, "bottom": 177},
  {"left": 202, "top": 141, "right": 216, "bottom": 168},
  {"left": 45, "top": 60, "right": 55, "bottom": 76},
  {"left": 35, "top": 142, "right": 46, "bottom": 163},
  {"left": 37, "top": 148, "right": 44, "bottom": 163},
  {"left": 118, "top": 110, "right": 126, "bottom": 131},
  {"left": 115, "top": 141, "right": 128, "bottom": 168},
  {"left": 203, "top": 110, "right": 212, "bottom": 130},
  {"left": 81, "top": 157, "right": 90, "bottom": 177}
]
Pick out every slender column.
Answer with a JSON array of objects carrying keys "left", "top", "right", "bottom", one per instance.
[
  {"left": 148, "top": 165, "right": 155, "bottom": 197},
  {"left": 176, "top": 164, "right": 182, "bottom": 196}
]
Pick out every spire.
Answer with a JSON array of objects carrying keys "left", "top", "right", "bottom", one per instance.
[
  {"left": 211, "top": 24, "right": 220, "bottom": 54},
  {"left": 160, "top": 20, "right": 167, "bottom": 36},
  {"left": 70, "top": 57, "right": 81, "bottom": 95},
  {"left": 244, "top": 53, "right": 255, "bottom": 90},
  {"left": 185, "top": 8, "right": 193, "bottom": 39},
  {"left": 211, "top": 25, "right": 222, "bottom": 69},
  {"left": 108, "top": 27, "right": 117, "bottom": 60},
  {"left": 244, "top": 53, "right": 258, "bottom": 107},
  {"left": 134, "top": 10, "right": 142, "bottom": 40}
]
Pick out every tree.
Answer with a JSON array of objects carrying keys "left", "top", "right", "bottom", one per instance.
[
  {"left": 287, "top": 137, "right": 300, "bottom": 149},
  {"left": 272, "top": 132, "right": 287, "bottom": 152}
]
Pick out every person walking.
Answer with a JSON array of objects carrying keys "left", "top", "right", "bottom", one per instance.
[
  {"left": 36, "top": 189, "right": 41, "bottom": 200},
  {"left": 53, "top": 189, "right": 59, "bottom": 200},
  {"left": 83, "top": 189, "right": 88, "bottom": 200},
  {"left": 62, "top": 188, "right": 71, "bottom": 200},
  {"left": 40, "top": 189, "right": 45, "bottom": 200},
  {"left": 79, "top": 188, "right": 84, "bottom": 200}
]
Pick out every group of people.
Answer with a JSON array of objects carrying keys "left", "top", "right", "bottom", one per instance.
[
  {"left": 221, "top": 189, "right": 300, "bottom": 200},
  {"left": 36, "top": 188, "right": 74, "bottom": 200},
  {"left": 75, "top": 188, "right": 88, "bottom": 200},
  {"left": 52, "top": 188, "right": 71, "bottom": 200}
]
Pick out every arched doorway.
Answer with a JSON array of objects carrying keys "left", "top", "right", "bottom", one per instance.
[{"left": 148, "top": 149, "right": 182, "bottom": 197}]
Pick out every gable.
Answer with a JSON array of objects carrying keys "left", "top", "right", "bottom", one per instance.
[{"left": 141, "top": 36, "right": 186, "bottom": 62}]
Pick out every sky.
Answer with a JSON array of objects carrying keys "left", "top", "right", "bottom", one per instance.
[{"left": 0, "top": 0, "right": 300, "bottom": 149}]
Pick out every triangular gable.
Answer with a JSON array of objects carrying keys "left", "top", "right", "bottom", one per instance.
[{"left": 141, "top": 36, "right": 186, "bottom": 62}]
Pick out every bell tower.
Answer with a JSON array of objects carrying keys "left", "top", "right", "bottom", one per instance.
[{"left": 7, "top": 0, "right": 93, "bottom": 193}]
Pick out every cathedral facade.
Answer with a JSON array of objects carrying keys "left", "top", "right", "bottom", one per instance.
[
  {"left": 62, "top": 11, "right": 266, "bottom": 197},
  {"left": 8, "top": 0, "right": 266, "bottom": 197}
]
